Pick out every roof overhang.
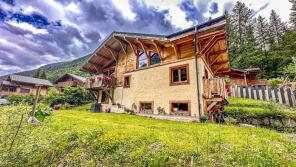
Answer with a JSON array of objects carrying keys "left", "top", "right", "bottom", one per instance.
[{"left": 81, "top": 15, "right": 230, "bottom": 75}]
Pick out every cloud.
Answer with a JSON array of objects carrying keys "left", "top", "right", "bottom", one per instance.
[{"left": 209, "top": 2, "right": 219, "bottom": 15}]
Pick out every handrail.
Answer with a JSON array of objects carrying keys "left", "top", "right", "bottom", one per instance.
[
  {"left": 203, "top": 78, "right": 227, "bottom": 99},
  {"left": 85, "top": 74, "right": 116, "bottom": 89}
]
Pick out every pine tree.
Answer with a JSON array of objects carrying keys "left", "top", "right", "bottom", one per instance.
[
  {"left": 231, "top": 1, "right": 252, "bottom": 44},
  {"left": 34, "top": 69, "right": 41, "bottom": 78},
  {"left": 254, "top": 15, "right": 270, "bottom": 77},
  {"left": 40, "top": 71, "right": 47, "bottom": 79},
  {"left": 269, "top": 10, "right": 286, "bottom": 44},
  {"left": 289, "top": 0, "right": 296, "bottom": 28}
]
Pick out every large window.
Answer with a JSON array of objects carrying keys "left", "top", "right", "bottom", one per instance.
[
  {"left": 170, "top": 101, "right": 190, "bottom": 115},
  {"left": 169, "top": 64, "right": 189, "bottom": 85},
  {"left": 139, "top": 102, "right": 153, "bottom": 114},
  {"left": 137, "top": 51, "right": 148, "bottom": 68},
  {"left": 149, "top": 51, "right": 161, "bottom": 65},
  {"left": 20, "top": 88, "right": 30, "bottom": 93}
]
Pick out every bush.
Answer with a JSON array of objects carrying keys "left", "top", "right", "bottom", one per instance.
[
  {"left": 199, "top": 116, "right": 208, "bottom": 123},
  {"left": 157, "top": 107, "right": 165, "bottom": 115},
  {"left": 35, "top": 104, "right": 53, "bottom": 121},
  {"left": 267, "top": 78, "right": 284, "bottom": 88},
  {"left": 124, "top": 107, "right": 135, "bottom": 115},
  {"left": 63, "top": 87, "right": 92, "bottom": 106},
  {"left": 6, "top": 94, "right": 38, "bottom": 105},
  {"left": 43, "top": 87, "right": 92, "bottom": 107}
]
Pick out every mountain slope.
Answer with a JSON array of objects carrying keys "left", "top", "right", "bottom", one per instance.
[{"left": 0, "top": 55, "right": 91, "bottom": 82}]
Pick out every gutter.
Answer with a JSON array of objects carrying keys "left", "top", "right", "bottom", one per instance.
[{"left": 194, "top": 27, "right": 202, "bottom": 119}]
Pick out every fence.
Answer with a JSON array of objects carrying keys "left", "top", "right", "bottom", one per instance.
[{"left": 230, "top": 85, "right": 296, "bottom": 107}]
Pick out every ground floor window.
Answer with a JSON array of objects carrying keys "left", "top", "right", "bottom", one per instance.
[
  {"left": 20, "top": 88, "right": 30, "bottom": 93},
  {"left": 139, "top": 102, "right": 153, "bottom": 114},
  {"left": 170, "top": 101, "right": 190, "bottom": 115}
]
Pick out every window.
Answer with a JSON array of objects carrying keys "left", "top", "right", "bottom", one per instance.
[
  {"left": 20, "top": 88, "right": 30, "bottom": 93},
  {"left": 101, "top": 90, "right": 109, "bottom": 104},
  {"left": 150, "top": 51, "right": 161, "bottom": 65},
  {"left": 137, "top": 51, "right": 148, "bottom": 68},
  {"left": 139, "top": 102, "right": 153, "bottom": 114},
  {"left": 123, "top": 75, "right": 131, "bottom": 88},
  {"left": 9, "top": 87, "right": 16, "bottom": 92},
  {"left": 170, "top": 101, "right": 190, "bottom": 115},
  {"left": 169, "top": 64, "right": 189, "bottom": 85}
]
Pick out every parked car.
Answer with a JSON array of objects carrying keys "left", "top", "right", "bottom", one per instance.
[{"left": 0, "top": 99, "right": 11, "bottom": 106}]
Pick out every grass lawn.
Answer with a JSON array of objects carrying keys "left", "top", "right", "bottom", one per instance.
[
  {"left": 225, "top": 97, "right": 296, "bottom": 119},
  {"left": 0, "top": 105, "right": 296, "bottom": 166}
]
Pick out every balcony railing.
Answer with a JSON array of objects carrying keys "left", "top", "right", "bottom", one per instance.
[
  {"left": 85, "top": 74, "right": 116, "bottom": 89},
  {"left": 203, "top": 78, "right": 227, "bottom": 99}
]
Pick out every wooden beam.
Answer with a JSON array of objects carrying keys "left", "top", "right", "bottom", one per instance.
[
  {"left": 103, "top": 59, "right": 116, "bottom": 69},
  {"left": 123, "top": 37, "right": 137, "bottom": 57},
  {"left": 210, "top": 55, "right": 221, "bottom": 66},
  {"left": 211, "top": 60, "right": 229, "bottom": 67},
  {"left": 137, "top": 38, "right": 149, "bottom": 62},
  {"left": 95, "top": 52, "right": 111, "bottom": 61},
  {"left": 172, "top": 44, "right": 180, "bottom": 59},
  {"left": 209, "top": 49, "right": 227, "bottom": 56},
  {"left": 104, "top": 45, "right": 118, "bottom": 62},
  {"left": 200, "top": 35, "right": 216, "bottom": 54},
  {"left": 88, "top": 61, "right": 102, "bottom": 74},
  {"left": 113, "top": 36, "right": 127, "bottom": 55},
  {"left": 214, "top": 65, "right": 226, "bottom": 74},
  {"left": 151, "top": 40, "right": 163, "bottom": 60}
]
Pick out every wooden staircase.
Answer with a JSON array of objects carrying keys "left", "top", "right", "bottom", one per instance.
[{"left": 203, "top": 78, "right": 228, "bottom": 114}]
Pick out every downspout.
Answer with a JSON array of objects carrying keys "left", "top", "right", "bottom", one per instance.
[{"left": 194, "top": 27, "right": 202, "bottom": 119}]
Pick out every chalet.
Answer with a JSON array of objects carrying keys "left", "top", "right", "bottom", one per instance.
[
  {"left": 54, "top": 73, "right": 86, "bottom": 92},
  {"left": 81, "top": 16, "right": 230, "bottom": 118},
  {"left": 0, "top": 75, "right": 53, "bottom": 97},
  {"left": 217, "top": 68, "right": 267, "bottom": 86}
]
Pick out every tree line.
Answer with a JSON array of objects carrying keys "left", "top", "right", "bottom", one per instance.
[{"left": 226, "top": 1, "right": 296, "bottom": 81}]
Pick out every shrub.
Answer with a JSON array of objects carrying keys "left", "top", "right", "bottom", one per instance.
[
  {"left": 199, "top": 116, "right": 208, "bottom": 123},
  {"left": 267, "top": 78, "right": 284, "bottom": 88},
  {"left": 63, "top": 87, "right": 92, "bottom": 106},
  {"left": 35, "top": 103, "right": 52, "bottom": 121},
  {"left": 6, "top": 94, "right": 23, "bottom": 104},
  {"left": 6, "top": 94, "right": 38, "bottom": 105},
  {"left": 224, "top": 117, "right": 237, "bottom": 125},
  {"left": 157, "top": 107, "right": 165, "bottom": 115},
  {"left": 124, "top": 107, "right": 135, "bottom": 115}
]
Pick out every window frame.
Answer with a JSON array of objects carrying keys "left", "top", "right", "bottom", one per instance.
[
  {"left": 136, "top": 50, "right": 148, "bottom": 69},
  {"left": 20, "top": 88, "right": 30, "bottom": 93},
  {"left": 170, "top": 100, "right": 191, "bottom": 115},
  {"left": 169, "top": 64, "right": 189, "bottom": 86},
  {"left": 139, "top": 101, "right": 154, "bottom": 114},
  {"left": 123, "top": 75, "right": 131, "bottom": 88},
  {"left": 149, "top": 51, "right": 161, "bottom": 66}
]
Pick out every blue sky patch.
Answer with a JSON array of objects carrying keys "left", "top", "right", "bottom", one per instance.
[
  {"left": 0, "top": 8, "right": 7, "bottom": 20},
  {"left": 11, "top": 12, "right": 50, "bottom": 29},
  {"left": 2, "top": 0, "right": 14, "bottom": 6}
]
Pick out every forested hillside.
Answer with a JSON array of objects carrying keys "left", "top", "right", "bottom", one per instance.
[
  {"left": 0, "top": 55, "right": 90, "bottom": 82},
  {"left": 227, "top": 1, "right": 296, "bottom": 80}
]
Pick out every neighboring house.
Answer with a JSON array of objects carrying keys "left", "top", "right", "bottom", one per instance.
[
  {"left": 0, "top": 75, "right": 53, "bottom": 97},
  {"left": 81, "top": 16, "right": 230, "bottom": 118},
  {"left": 54, "top": 73, "right": 86, "bottom": 92},
  {"left": 217, "top": 68, "right": 267, "bottom": 86}
]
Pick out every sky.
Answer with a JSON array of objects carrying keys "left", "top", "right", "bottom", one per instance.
[{"left": 0, "top": 0, "right": 292, "bottom": 76}]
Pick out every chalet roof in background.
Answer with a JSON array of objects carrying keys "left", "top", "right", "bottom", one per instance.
[
  {"left": 54, "top": 73, "right": 86, "bottom": 84},
  {"left": 0, "top": 80, "right": 17, "bottom": 86},
  {"left": 8, "top": 75, "right": 53, "bottom": 86}
]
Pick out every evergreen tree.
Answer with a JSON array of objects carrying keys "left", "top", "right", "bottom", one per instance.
[
  {"left": 269, "top": 10, "right": 286, "bottom": 44},
  {"left": 40, "top": 71, "right": 47, "bottom": 79},
  {"left": 289, "top": 0, "right": 296, "bottom": 28},
  {"left": 34, "top": 69, "right": 41, "bottom": 78}
]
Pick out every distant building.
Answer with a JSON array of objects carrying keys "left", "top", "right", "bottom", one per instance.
[
  {"left": 54, "top": 73, "right": 86, "bottom": 92},
  {"left": 217, "top": 68, "right": 267, "bottom": 86},
  {"left": 0, "top": 75, "right": 53, "bottom": 97}
]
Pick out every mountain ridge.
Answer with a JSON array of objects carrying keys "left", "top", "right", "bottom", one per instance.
[{"left": 0, "top": 55, "right": 91, "bottom": 82}]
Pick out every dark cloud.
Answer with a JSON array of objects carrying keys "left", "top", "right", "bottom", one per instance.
[
  {"left": 2, "top": 0, "right": 14, "bottom": 6},
  {"left": 180, "top": 0, "right": 209, "bottom": 24},
  {"left": 209, "top": 2, "right": 219, "bottom": 15},
  {"left": 11, "top": 12, "right": 50, "bottom": 28}
]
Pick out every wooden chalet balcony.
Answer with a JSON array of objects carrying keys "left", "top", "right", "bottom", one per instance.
[
  {"left": 57, "top": 81, "right": 78, "bottom": 88},
  {"left": 85, "top": 74, "right": 116, "bottom": 90},
  {"left": 203, "top": 78, "right": 227, "bottom": 100}
]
